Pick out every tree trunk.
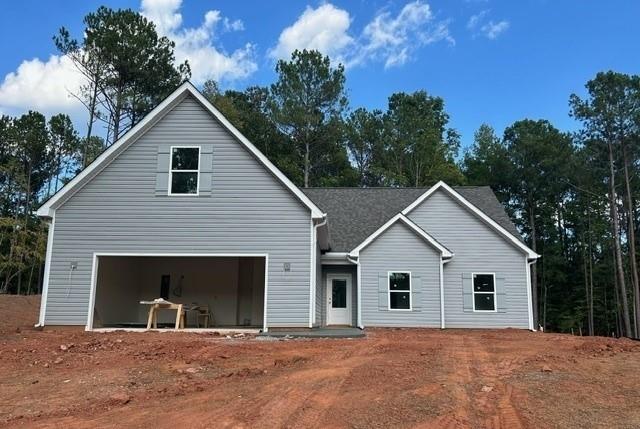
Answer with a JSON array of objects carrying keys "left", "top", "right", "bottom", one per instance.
[
  {"left": 623, "top": 145, "right": 640, "bottom": 338},
  {"left": 84, "top": 77, "right": 99, "bottom": 168},
  {"left": 304, "top": 140, "right": 310, "bottom": 188},
  {"left": 528, "top": 204, "right": 538, "bottom": 329},
  {"left": 609, "top": 141, "right": 632, "bottom": 336},
  {"left": 587, "top": 208, "right": 595, "bottom": 336},
  {"left": 582, "top": 236, "right": 590, "bottom": 335},
  {"left": 111, "top": 83, "right": 124, "bottom": 144}
]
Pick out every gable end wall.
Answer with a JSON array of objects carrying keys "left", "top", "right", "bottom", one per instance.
[
  {"left": 44, "top": 95, "right": 312, "bottom": 327},
  {"left": 407, "top": 189, "right": 529, "bottom": 328}
]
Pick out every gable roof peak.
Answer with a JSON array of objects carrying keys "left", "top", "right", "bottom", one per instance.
[{"left": 37, "top": 82, "right": 324, "bottom": 219}]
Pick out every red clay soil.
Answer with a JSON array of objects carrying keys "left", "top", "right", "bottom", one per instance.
[{"left": 1, "top": 295, "right": 640, "bottom": 429}]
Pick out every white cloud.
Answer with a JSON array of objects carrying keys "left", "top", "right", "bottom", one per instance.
[
  {"left": 481, "top": 20, "right": 510, "bottom": 39},
  {"left": 269, "top": 1, "right": 453, "bottom": 69},
  {"left": 467, "top": 9, "right": 509, "bottom": 39},
  {"left": 0, "top": 55, "right": 85, "bottom": 113},
  {"left": 467, "top": 10, "right": 488, "bottom": 29},
  {"left": 224, "top": 17, "right": 244, "bottom": 32},
  {"left": 141, "top": 0, "right": 256, "bottom": 84},
  {"left": 0, "top": 0, "right": 256, "bottom": 119},
  {"left": 268, "top": 4, "right": 354, "bottom": 62}
]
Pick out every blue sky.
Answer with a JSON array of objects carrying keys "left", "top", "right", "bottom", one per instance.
[{"left": 1, "top": 0, "right": 639, "bottom": 150}]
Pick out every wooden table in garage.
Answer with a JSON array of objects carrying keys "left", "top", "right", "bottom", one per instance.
[{"left": 140, "top": 299, "right": 186, "bottom": 330}]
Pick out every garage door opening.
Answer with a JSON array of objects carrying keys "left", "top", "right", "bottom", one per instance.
[{"left": 89, "top": 255, "right": 266, "bottom": 331}]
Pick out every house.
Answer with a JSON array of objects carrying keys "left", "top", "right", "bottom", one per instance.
[{"left": 35, "top": 82, "right": 538, "bottom": 332}]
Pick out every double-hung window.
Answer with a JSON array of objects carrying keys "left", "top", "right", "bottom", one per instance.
[
  {"left": 472, "top": 273, "right": 496, "bottom": 311},
  {"left": 169, "top": 146, "right": 200, "bottom": 195},
  {"left": 388, "top": 272, "right": 411, "bottom": 310}
]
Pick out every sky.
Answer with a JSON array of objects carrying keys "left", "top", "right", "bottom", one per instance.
[{"left": 0, "top": 0, "right": 639, "bottom": 150}]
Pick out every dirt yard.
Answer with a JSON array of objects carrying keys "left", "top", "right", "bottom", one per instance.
[{"left": 1, "top": 295, "right": 639, "bottom": 429}]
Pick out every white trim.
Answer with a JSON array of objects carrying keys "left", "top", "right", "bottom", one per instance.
[
  {"left": 349, "top": 213, "right": 453, "bottom": 258},
  {"left": 326, "top": 273, "right": 352, "bottom": 325},
  {"left": 388, "top": 271, "right": 412, "bottom": 311},
  {"left": 401, "top": 181, "right": 539, "bottom": 259},
  {"left": 36, "top": 82, "right": 324, "bottom": 219},
  {"left": 322, "top": 252, "right": 356, "bottom": 265},
  {"left": 356, "top": 259, "right": 363, "bottom": 328},
  {"left": 85, "top": 252, "right": 269, "bottom": 332},
  {"left": 263, "top": 254, "right": 269, "bottom": 332},
  {"left": 471, "top": 272, "right": 497, "bottom": 313},
  {"left": 439, "top": 258, "right": 445, "bottom": 329},
  {"left": 309, "top": 219, "right": 315, "bottom": 328},
  {"left": 526, "top": 257, "right": 536, "bottom": 331},
  {"left": 310, "top": 216, "right": 328, "bottom": 326},
  {"left": 168, "top": 145, "right": 201, "bottom": 196},
  {"left": 86, "top": 254, "right": 99, "bottom": 330},
  {"left": 37, "top": 216, "right": 55, "bottom": 326}
]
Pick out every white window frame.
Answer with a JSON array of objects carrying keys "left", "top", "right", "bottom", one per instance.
[
  {"left": 168, "top": 145, "right": 201, "bottom": 196},
  {"left": 472, "top": 272, "right": 497, "bottom": 312},
  {"left": 388, "top": 271, "right": 412, "bottom": 311}
]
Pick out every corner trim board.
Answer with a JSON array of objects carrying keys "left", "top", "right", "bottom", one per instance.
[{"left": 37, "top": 215, "right": 55, "bottom": 326}]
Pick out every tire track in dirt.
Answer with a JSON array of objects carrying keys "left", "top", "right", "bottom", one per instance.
[{"left": 464, "top": 334, "right": 524, "bottom": 429}]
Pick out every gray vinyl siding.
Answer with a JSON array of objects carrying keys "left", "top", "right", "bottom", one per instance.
[
  {"left": 44, "top": 94, "right": 312, "bottom": 327},
  {"left": 407, "top": 189, "right": 529, "bottom": 328},
  {"left": 319, "top": 265, "right": 357, "bottom": 327},
  {"left": 359, "top": 222, "right": 441, "bottom": 327}
]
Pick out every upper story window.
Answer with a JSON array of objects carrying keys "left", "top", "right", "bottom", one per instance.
[
  {"left": 388, "top": 271, "right": 411, "bottom": 310},
  {"left": 473, "top": 273, "right": 496, "bottom": 311},
  {"left": 169, "top": 146, "right": 200, "bottom": 195}
]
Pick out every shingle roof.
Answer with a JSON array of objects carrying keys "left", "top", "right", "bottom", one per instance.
[{"left": 302, "top": 186, "right": 522, "bottom": 252}]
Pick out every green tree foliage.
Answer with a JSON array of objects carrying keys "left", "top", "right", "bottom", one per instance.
[
  {"left": 345, "top": 108, "right": 386, "bottom": 187},
  {"left": 268, "top": 50, "right": 355, "bottom": 187},
  {"left": 382, "top": 91, "right": 463, "bottom": 186},
  {"left": 0, "top": 112, "right": 82, "bottom": 294},
  {"left": 569, "top": 71, "right": 640, "bottom": 337},
  {"left": 55, "top": 6, "right": 190, "bottom": 147}
]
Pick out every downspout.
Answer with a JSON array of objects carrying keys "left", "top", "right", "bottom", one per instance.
[
  {"left": 346, "top": 254, "right": 362, "bottom": 329},
  {"left": 440, "top": 256, "right": 453, "bottom": 329},
  {"left": 309, "top": 215, "right": 328, "bottom": 328}
]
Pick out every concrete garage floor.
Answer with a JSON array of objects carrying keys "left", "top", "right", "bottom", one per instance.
[{"left": 259, "top": 327, "right": 365, "bottom": 338}]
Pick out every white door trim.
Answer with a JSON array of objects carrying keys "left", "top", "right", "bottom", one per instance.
[{"left": 326, "top": 273, "right": 352, "bottom": 326}]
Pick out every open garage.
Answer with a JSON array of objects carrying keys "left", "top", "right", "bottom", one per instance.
[{"left": 89, "top": 255, "right": 266, "bottom": 330}]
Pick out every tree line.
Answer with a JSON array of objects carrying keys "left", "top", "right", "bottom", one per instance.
[{"left": 1, "top": 6, "right": 640, "bottom": 338}]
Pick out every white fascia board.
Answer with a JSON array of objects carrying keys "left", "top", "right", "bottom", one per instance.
[
  {"left": 36, "top": 82, "right": 324, "bottom": 219},
  {"left": 349, "top": 213, "right": 453, "bottom": 258},
  {"left": 401, "top": 181, "right": 539, "bottom": 259}
]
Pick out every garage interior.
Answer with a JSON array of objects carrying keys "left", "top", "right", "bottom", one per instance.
[{"left": 92, "top": 256, "right": 265, "bottom": 329}]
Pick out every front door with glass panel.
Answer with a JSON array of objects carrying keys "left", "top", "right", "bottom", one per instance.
[{"left": 326, "top": 274, "right": 351, "bottom": 325}]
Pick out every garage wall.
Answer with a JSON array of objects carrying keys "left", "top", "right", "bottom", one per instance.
[
  {"left": 136, "top": 257, "right": 240, "bottom": 325},
  {"left": 94, "top": 256, "right": 140, "bottom": 326},
  {"left": 44, "top": 94, "right": 312, "bottom": 327}
]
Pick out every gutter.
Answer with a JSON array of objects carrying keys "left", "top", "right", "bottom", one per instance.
[{"left": 440, "top": 255, "right": 454, "bottom": 329}]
